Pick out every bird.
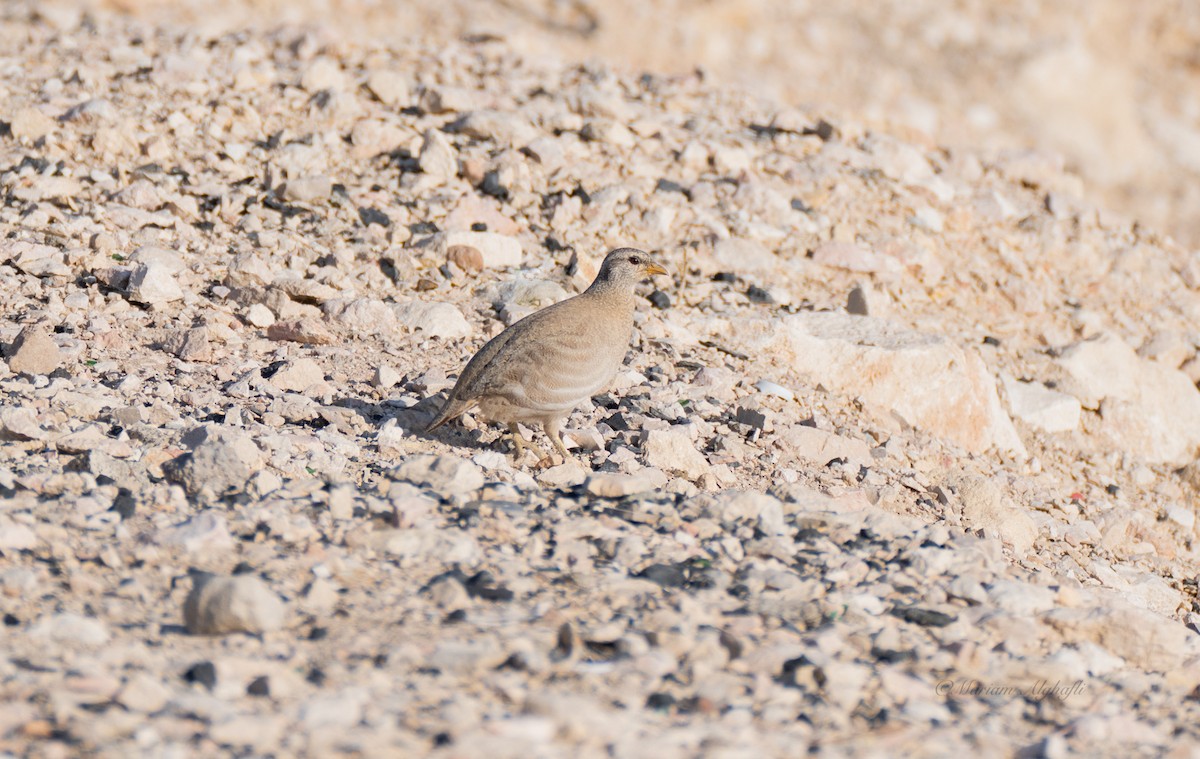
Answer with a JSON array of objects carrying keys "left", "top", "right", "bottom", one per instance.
[{"left": 425, "top": 247, "right": 668, "bottom": 461}]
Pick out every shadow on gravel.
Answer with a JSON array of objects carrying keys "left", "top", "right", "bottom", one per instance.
[{"left": 337, "top": 394, "right": 493, "bottom": 451}]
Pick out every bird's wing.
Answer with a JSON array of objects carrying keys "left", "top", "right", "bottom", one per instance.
[
  {"left": 443, "top": 301, "right": 569, "bottom": 400},
  {"left": 476, "top": 303, "right": 631, "bottom": 409},
  {"left": 424, "top": 326, "right": 521, "bottom": 431}
]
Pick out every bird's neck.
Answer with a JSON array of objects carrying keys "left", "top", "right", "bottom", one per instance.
[{"left": 583, "top": 280, "right": 636, "bottom": 309}]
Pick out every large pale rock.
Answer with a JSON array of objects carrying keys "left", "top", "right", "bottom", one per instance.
[
  {"left": 585, "top": 470, "right": 668, "bottom": 498},
  {"left": 393, "top": 455, "right": 483, "bottom": 498},
  {"left": 952, "top": 474, "right": 1038, "bottom": 556},
  {"left": 184, "top": 573, "right": 286, "bottom": 635},
  {"left": 365, "top": 69, "right": 410, "bottom": 106},
  {"left": 225, "top": 253, "right": 273, "bottom": 288},
  {"left": 162, "top": 426, "right": 264, "bottom": 499},
  {"left": 376, "top": 417, "right": 409, "bottom": 456},
  {"left": 812, "top": 241, "right": 903, "bottom": 274},
  {"left": 155, "top": 511, "right": 233, "bottom": 553},
  {"left": 368, "top": 527, "right": 481, "bottom": 564},
  {"left": 10, "top": 107, "right": 56, "bottom": 141},
  {"left": 1056, "top": 332, "right": 1200, "bottom": 464},
  {"left": 425, "top": 231, "right": 522, "bottom": 269},
  {"left": 29, "top": 613, "right": 109, "bottom": 646},
  {"left": 536, "top": 461, "right": 589, "bottom": 488},
  {"left": 0, "top": 519, "right": 38, "bottom": 550},
  {"left": 392, "top": 301, "right": 472, "bottom": 339},
  {"left": 418, "top": 129, "right": 458, "bottom": 180},
  {"left": 117, "top": 673, "right": 171, "bottom": 713},
  {"left": 453, "top": 109, "right": 538, "bottom": 146},
  {"left": 325, "top": 298, "right": 398, "bottom": 335},
  {"left": 1042, "top": 602, "right": 1193, "bottom": 672},
  {"left": 267, "top": 317, "right": 336, "bottom": 345},
  {"left": 127, "top": 245, "right": 185, "bottom": 274},
  {"left": 713, "top": 238, "right": 776, "bottom": 273},
  {"left": 7, "top": 241, "right": 71, "bottom": 278},
  {"left": 1000, "top": 373, "right": 1081, "bottom": 433},
  {"left": 161, "top": 327, "right": 211, "bottom": 362},
  {"left": 701, "top": 490, "right": 786, "bottom": 535},
  {"left": 283, "top": 175, "right": 331, "bottom": 202},
  {"left": 268, "top": 358, "right": 325, "bottom": 393},
  {"left": 127, "top": 262, "right": 184, "bottom": 306},
  {"left": 7, "top": 325, "right": 62, "bottom": 375},
  {"left": 641, "top": 429, "right": 710, "bottom": 480},
  {"left": 737, "top": 313, "right": 1024, "bottom": 455},
  {"left": 776, "top": 426, "right": 872, "bottom": 468},
  {"left": 1, "top": 408, "right": 47, "bottom": 440}
]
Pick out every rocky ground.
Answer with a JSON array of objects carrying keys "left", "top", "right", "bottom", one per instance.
[
  {"left": 73, "top": 0, "right": 1200, "bottom": 250},
  {"left": 4, "top": 3, "right": 1200, "bottom": 757}
]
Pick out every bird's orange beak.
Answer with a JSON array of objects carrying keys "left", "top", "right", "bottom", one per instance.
[{"left": 643, "top": 261, "right": 668, "bottom": 277}]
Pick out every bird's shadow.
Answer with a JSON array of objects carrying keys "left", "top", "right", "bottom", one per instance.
[{"left": 331, "top": 393, "right": 496, "bottom": 452}]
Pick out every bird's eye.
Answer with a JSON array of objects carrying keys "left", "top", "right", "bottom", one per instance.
[{"left": 628, "top": 255, "right": 641, "bottom": 265}]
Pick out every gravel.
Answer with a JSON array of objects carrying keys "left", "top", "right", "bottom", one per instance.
[{"left": 2, "top": 4, "right": 1200, "bottom": 757}]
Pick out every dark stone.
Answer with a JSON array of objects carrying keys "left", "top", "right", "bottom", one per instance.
[
  {"left": 358, "top": 207, "right": 391, "bottom": 227},
  {"left": 793, "top": 528, "right": 825, "bottom": 543},
  {"left": 183, "top": 661, "right": 217, "bottom": 690},
  {"left": 454, "top": 506, "right": 480, "bottom": 528},
  {"left": 718, "top": 630, "right": 743, "bottom": 660},
  {"left": 746, "top": 284, "right": 774, "bottom": 304},
  {"left": 734, "top": 407, "right": 766, "bottom": 430},
  {"left": 480, "top": 172, "right": 508, "bottom": 199},
  {"left": 645, "top": 692, "right": 676, "bottom": 710},
  {"left": 805, "top": 119, "right": 836, "bottom": 141},
  {"left": 931, "top": 485, "right": 952, "bottom": 506},
  {"left": 872, "top": 647, "right": 916, "bottom": 663},
  {"left": 601, "top": 412, "right": 628, "bottom": 431},
  {"left": 591, "top": 394, "right": 620, "bottom": 409},
  {"left": 648, "top": 290, "right": 671, "bottom": 309},
  {"left": 260, "top": 360, "right": 286, "bottom": 379},
  {"left": 776, "top": 655, "right": 816, "bottom": 688},
  {"left": 655, "top": 178, "right": 688, "bottom": 196},
  {"left": 550, "top": 622, "right": 574, "bottom": 661},
  {"left": 636, "top": 563, "right": 688, "bottom": 588},
  {"left": 464, "top": 571, "right": 514, "bottom": 602},
  {"left": 246, "top": 676, "right": 270, "bottom": 697},
  {"left": 110, "top": 488, "right": 137, "bottom": 520},
  {"left": 891, "top": 606, "right": 957, "bottom": 628}
]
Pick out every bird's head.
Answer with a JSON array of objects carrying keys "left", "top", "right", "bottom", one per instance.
[{"left": 589, "top": 247, "right": 668, "bottom": 293}]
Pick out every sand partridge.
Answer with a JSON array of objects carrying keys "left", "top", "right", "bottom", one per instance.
[{"left": 425, "top": 247, "right": 667, "bottom": 459}]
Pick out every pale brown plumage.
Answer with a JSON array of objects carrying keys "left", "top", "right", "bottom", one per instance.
[{"left": 425, "top": 247, "right": 667, "bottom": 459}]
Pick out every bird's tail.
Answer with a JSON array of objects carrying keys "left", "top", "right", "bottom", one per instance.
[{"left": 424, "top": 396, "right": 475, "bottom": 433}]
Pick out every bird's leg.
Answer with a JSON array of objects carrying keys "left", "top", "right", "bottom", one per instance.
[
  {"left": 543, "top": 419, "right": 573, "bottom": 461},
  {"left": 507, "top": 423, "right": 544, "bottom": 461},
  {"left": 507, "top": 423, "right": 527, "bottom": 458}
]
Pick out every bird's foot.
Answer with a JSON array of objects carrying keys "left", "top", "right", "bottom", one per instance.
[
  {"left": 508, "top": 427, "right": 547, "bottom": 464},
  {"left": 545, "top": 428, "right": 574, "bottom": 461},
  {"left": 533, "top": 453, "right": 565, "bottom": 470}
]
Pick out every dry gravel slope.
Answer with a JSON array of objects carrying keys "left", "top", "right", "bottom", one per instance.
[
  {"left": 2, "top": 4, "right": 1200, "bottom": 757},
  {"left": 75, "top": 0, "right": 1200, "bottom": 248}
]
